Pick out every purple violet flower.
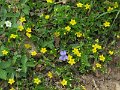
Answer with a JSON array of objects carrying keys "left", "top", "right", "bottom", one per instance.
[{"left": 59, "top": 50, "right": 68, "bottom": 61}]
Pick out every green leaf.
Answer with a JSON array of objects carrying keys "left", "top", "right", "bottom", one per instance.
[
  {"left": 12, "top": 56, "right": 17, "bottom": 65},
  {"left": 22, "top": 5, "right": 30, "bottom": 15},
  {"left": 35, "top": 86, "right": 47, "bottom": 90},
  {"left": 20, "top": 0, "right": 29, "bottom": 4},
  {"left": 6, "top": 13, "right": 20, "bottom": 17},
  {"left": 27, "top": 62, "right": 36, "bottom": 67},
  {"left": 21, "top": 55, "right": 28, "bottom": 73},
  {"left": 0, "top": 69, "right": 7, "bottom": 80},
  {"left": 0, "top": 7, "right": 7, "bottom": 19},
  {"left": 21, "top": 55, "right": 28, "bottom": 65},
  {"left": 0, "top": 61, "right": 11, "bottom": 69},
  {"left": 22, "top": 64, "right": 27, "bottom": 73},
  {"left": 81, "top": 54, "right": 90, "bottom": 67}
]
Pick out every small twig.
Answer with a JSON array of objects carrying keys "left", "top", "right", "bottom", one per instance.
[{"left": 92, "top": 79, "right": 99, "bottom": 90}]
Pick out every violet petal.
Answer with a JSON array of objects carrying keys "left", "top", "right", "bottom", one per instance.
[{"left": 60, "top": 50, "right": 66, "bottom": 55}]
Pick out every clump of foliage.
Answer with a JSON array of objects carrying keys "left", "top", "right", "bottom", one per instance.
[{"left": 0, "top": 0, "right": 119, "bottom": 89}]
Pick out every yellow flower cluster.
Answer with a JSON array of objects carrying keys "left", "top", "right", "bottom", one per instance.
[
  {"left": 19, "top": 17, "right": 32, "bottom": 38},
  {"left": 64, "top": 19, "right": 76, "bottom": 32},
  {"left": 92, "top": 43, "right": 102, "bottom": 53},
  {"left": 30, "top": 48, "right": 47, "bottom": 56},
  {"left": 107, "top": 2, "right": 118, "bottom": 12},
  {"left": 67, "top": 54, "right": 76, "bottom": 65},
  {"left": 10, "top": 34, "right": 18, "bottom": 39},
  {"left": 26, "top": 28, "right": 32, "bottom": 38},
  {"left": 72, "top": 48, "right": 81, "bottom": 57},
  {"left": 76, "top": 2, "right": 90, "bottom": 10},
  {"left": 114, "top": 2, "right": 118, "bottom": 8}
]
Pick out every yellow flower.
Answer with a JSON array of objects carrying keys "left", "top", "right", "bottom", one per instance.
[
  {"left": 10, "top": 87, "right": 15, "bottom": 90},
  {"left": 24, "top": 44, "right": 31, "bottom": 49},
  {"left": 109, "top": 50, "right": 114, "bottom": 55},
  {"left": 70, "top": 19, "right": 76, "bottom": 25},
  {"left": 45, "top": 15, "right": 50, "bottom": 19},
  {"left": 18, "top": 25, "right": 24, "bottom": 31},
  {"left": 40, "top": 48, "right": 47, "bottom": 54},
  {"left": 26, "top": 28, "right": 31, "bottom": 33},
  {"left": 72, "top": 48, "right": 79, "bottom": 54},
  {"left": 65, "top": 26, "right": 71, "bottom": 32},
  {"left": 31, "top": 51, "right": 37, "bottom": 56},
  {"left": 96, "top": 63, "right": 101, "bottom": 68},
  {"left": 84, "top": 4, "right": 90, "bottom": 9},
  {"left": 107, "top": 7, "right": 113, "bottom": 12},
  {"left": 10, "top": 34, "right": 18, "bottom": 39},
  {"left": 92, "top": 44, "right": 102, "bottom": 49},
  {"left": 33, "top": 78, "right": 41, "bottom": 85},
  {"left": 76, "top": 2, "right": 83, "bottom": 7},
  {"left": 68, "top": 59, "right": 76, "bottom": 65},
  {"left": 19, "top": 17, "right": 26, "bottom": 23},
  {"left": 8, "top": 79, "right": 15, "bottom": 85},
  {"left": 76, "top": 52, "right": 81, "bottom": 57},
  {"left": 103, "top": 21, "right": 110, "bottom": 27},
  {"left": 72, "top": 48, "right": 81, "bottom": 57},
  {"left": 2, "top": 50, "right": 8, "bottom": 55},
  {"left": 26, "top": 33, "right": 31, "bottom": 38},
  {"left": 114, "top": 2, "right": 118, "bottom": 8},
  {"left": 54, "top": 32, "right": 60, "bottom": 37},
  {"left": 75, "top": 32, "right": 82, "bottom": 37},
  {"left": 46, "top": 0, "right": 53, "bottom": 3},
  {"left": 60, "top": 79, "right": 67, "bottom": 86},
  {"left": 92, "top": 48, "right": 97, "bottom": 53},
  {"left": 99, "top": 55, "right": 105, "bottom": 62},
  {"left": 68, "top": 54, "right": 73, "bottom": 60},
  {"left": 47, "top": 71, "right": 53, "bottom": 78}
]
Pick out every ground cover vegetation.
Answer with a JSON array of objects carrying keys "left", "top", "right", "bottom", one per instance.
[{"left": 0, "top": 0, "right": 120, "bottom": 90}]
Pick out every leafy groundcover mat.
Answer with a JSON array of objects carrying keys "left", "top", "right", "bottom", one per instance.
[{"left": 0, "top": 0, "right": 120, "bottom": 90}]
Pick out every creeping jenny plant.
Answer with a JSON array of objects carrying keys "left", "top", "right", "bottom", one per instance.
[{"left": 0, "top": 0, "right": 119, "bottom": 89}]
